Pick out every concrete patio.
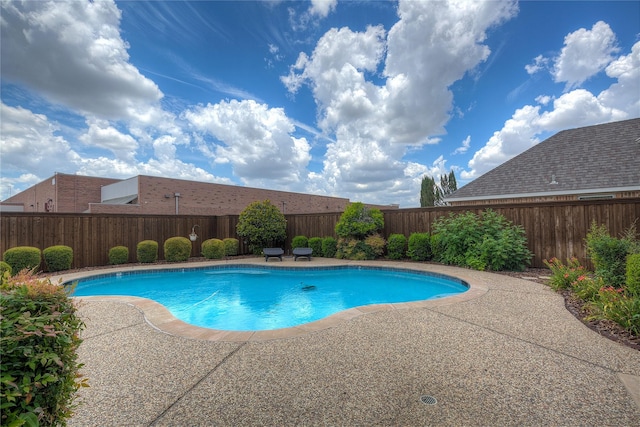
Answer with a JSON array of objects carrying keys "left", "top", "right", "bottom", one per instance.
[{"left": 58, "top": 258, "right": 640, "bottom": 426}]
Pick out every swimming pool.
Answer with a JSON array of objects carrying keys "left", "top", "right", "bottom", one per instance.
[{"left": 70, "top": 265, "right": 468, "bottom": 331}]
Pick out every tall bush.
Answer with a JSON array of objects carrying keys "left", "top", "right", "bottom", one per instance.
[
  {"left": 136, "top": 240, "right": 158, "bottom": 263},
  {"left": 1, "top": 271, "right": 87, "bottom": 426},
  {"left": 322, "top": 237, "right": 337, "bottom": 258},
  {"left": 108, "top": 246, "right": 129, "bottom": 265},
  {"left": 586, "top": 222, "right": 635, "bottom": 287},
  {"left": 626, "top": 253, "right": 640, "bottom": 296},
  {"left": 431, "top": 209, "right": 531, "bottom": 271},
  {"left": 335, "top": 202, "right": 384, "bottom": 239},
  {"left": 3, "top": 247, "right": 41, "bottom": 274},
  {"left": 292, "top": 236, "right": 309, "bottom": 249},
  {"left": 407, "top": 233, "right": 431, "bottom": 261},
  {"left": 164, "top": 237, "right": 191, "bottom": 262},
  {"left": 202, "top": 239, "right": 225, "bottom": 260},
  {"left": 236, "top": 200, "right": 287, "bottom": 255},
  {"left": 386, "top": 234, "right": 407, "bottom": 260},
  {"left": 308, "top": 237, "right": 323, "bottom": 257},
  {"left": 43, "top": 245, "right": 74, "bottom": 272},
  {"left": 223, "top": 238, "right": 239, "bottom": 256}
]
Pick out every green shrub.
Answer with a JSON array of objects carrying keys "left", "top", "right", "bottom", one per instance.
[
  {"left": 0, "top": 261, "right": 12, "bottom": 278},
  {"left": 3, "top": 246, "right": 41, "bottom": 274},
  {"left": 43, "top": 245, "right": 74, "bottom": 272},
  {"left": 223, "top": 238, "right": 239, "bottom": 256},
  {"left": 1, "top": 271, "right": 87, "bottom": 426},
  {"left": 588, "top": 286, "right": 640, "bottom": 335},
  {"left": 626, "top": 253, "right": 640, "bottom": 296},
  {"left": 164, "top": 237, "right": 192, "bottom": 262},
  {"left": 431, "top": 210, "right": 532, "bottom": 271},
  {"left": 386, "top": 234, "right": 407, "bottom": 260},
  {"left": 292, "top": 235, "right": 309, "bottom": 249},
  {"left": 322, "top": 237, "right": 337, "bottom": 258},
  {"left": 202, "top": 239, "right": 225, "bottom": 260},
  {"left": 586, "top": 222, "right": 634, "bottom": 287},
  {"left": 236, "top": 200, "right": 287, "bottom": 255},
  {"left": 364, "top": 234, "right": 386, "bottom": 259},
  {"left": 336, "top": 238, "right": 369, "bottom": 260},
  {"left": 335, "top": 202, "right": 384, "bottom": 239},
  {"left": 108, "top": 246, "right": 129, "bottom": 265},
  {"left": 136, "top": 240, "right": 158, "bottom": 263},
  {"left": 543, "top": 257, "right": 588, "bottom": 291},
  {"left": 407, "top": 233, "right": 431, "bottom": 261},
  {"left": 308, "top": 237, "right": 323, "bottom": 257}
]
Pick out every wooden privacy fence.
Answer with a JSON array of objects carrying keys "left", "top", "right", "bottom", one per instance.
[{"left": 1, "top": 198, "right": 638, "bottom": 269}]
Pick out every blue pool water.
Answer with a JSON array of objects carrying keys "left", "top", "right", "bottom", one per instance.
[{"left": 70, "top": 265, "right": 468, "bottom": 331}]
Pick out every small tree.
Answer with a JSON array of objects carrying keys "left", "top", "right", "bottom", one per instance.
[
  {"left": 335, "top": 202, "right": 384, "bottom": 239},
  {"left": 420, "top": 176, "right": 442, "bottom": 207},
  {"left": 236, "top": 200, "right": 287, "bottom": 255}
]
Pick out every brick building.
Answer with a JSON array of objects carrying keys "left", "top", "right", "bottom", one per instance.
[{"left": 1, "top": 173, "right": 382, "bottom": 215}]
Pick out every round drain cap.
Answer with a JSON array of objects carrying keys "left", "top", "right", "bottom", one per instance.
[{"left": 420, "top": 395, "right": 437, "bottom": 405}]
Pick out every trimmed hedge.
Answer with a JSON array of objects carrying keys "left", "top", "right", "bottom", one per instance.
[
  {"left": 387, "top": 234, "right": 407, "bottom": 260},
  {"left": 136, "top": 240, "right": 158, "bottom": 263},
  {"left": 1, "top": 271, "right": 87, "bottom": 426},
  {"left": 43, "top": 245, "right": 73, "bottom": 272},
  {"left": 322, "top": 237, "right": 337, "bottom": 258},
  {"left": 108, "top": 246, "right": 129, "bottom": 265},
  {"left": 626, "top": 253, "right": 640, "bottom": 295},
  {"left": 223, "top": 238, "right": 239, "bottom": 256},
  {"left": 3, "top": 246, "right": 41, "bottom": 274},
  {"left": 292, "top": 235, "right": 308, "bottom": 249},
  {"left": 308, "top": 237, "right": 323, "bottom": 257},
  {"left": 1, "top": 261, "right": 12, "bottom": 277},
  {"left": 202, "top": 239, "right": 225, "bottom": 260},
  {"left": 164, "top": 237, "right": 192, "bottom": 262},
  {"left": 407, "top": 233, "right": 431, "bottom": 261}
]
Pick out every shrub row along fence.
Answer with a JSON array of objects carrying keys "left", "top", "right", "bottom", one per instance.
[{"left": 1, "top": 198, "right": 638, "bottom": 269}]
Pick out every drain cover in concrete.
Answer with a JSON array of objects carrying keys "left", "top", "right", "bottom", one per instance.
[{"left": 420, "top": 395, "right": 437, "bottom": 405}]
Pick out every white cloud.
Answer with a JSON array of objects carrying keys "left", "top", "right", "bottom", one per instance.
[
  {"left": 79, "top": 119, "right": 138, "bottom": 161},
  {"left": 552, "top": 21, "right": 619, "bottom": 90},
  {"left": 0, "top": 103, "right": 78, "bottom": 177},
  {"left": 184, "top": 100, "right": 311, "bottom": 188},
  {"left": 0, "top": 0, "right": 163, "bottom": 121},
  {"left": 525, "top": 55, "right": 549, "bottom": 75},
  {"left": 463, "top": 41, "right": 638, "bottom": 181},
  {"left": 283, "top": 0, "right": 518, "bottom": 205},
  {"left": 453, "top": 135, "right": 471, "bottom": 155},
  {"left": 309, "top": 0, "right": 337, "bottom": 18}
]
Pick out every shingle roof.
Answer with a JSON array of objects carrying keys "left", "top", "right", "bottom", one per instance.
[{"left": 447, "top": 118, "right": 640, "bottom": 202}]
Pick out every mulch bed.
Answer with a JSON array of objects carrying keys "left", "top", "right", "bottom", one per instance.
[{"left": 496, "top": 268, "right": 639, "bottom": 352}]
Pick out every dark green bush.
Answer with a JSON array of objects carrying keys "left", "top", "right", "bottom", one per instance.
[
  {"left": 335, "top": 202, "right": 384, "bottom": 239},
  {"left": 626, "top": 253, "right": 640, "bottom": 296},
  {"left": 3, "top": 246, "right": 41, "bottom": 274},
  {"left": 322, "top": 237, "right": 337, "bottom": 258},
  {"left": 386, "top": 234, "right": 407, "bottom": 260},
  {"left": 202, "top": 239, "right": 225, "bottom": 260},
  {"left": 164, "top": 237, "right": 192, "bottom": 262},
  {"left": 586, "top": 223, "right": 634, "bottom": 287},
  {"left": 236, "top": 200, "right": 287, "bottom": 255},
  {"left": 43, "top": 245, "right": 73, "bottom": 272},
  {"left": 108, "top": 246, "right": 129, "bottom": 265},
  {"left": 292, "top": 235, "right": 308, "bottom": 249},
  {"left": 407, "top": 233, "right": 431, "bottom": 261},
  {"left": 223, "top": 238, "right": 239, "bottom": 256},
  {"left": 136, "top": 240, "right": 158, "bottom": 263},
  {"left": 0, "top": 261, "right": 12, "bottom": 277},
  {"left": 431, "top": 210, "right": 532, "bottom": 271},
  {"left": 308, "top": 237, "right": 323, "bottom": 257},
  {"left": 1, "top": 271, "right": 87, "bottom": 426}
]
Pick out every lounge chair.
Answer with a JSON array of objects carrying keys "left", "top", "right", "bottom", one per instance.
[
  {"left": 293, "top": 247, "right": 313, "bottom": 261},
  {"left": 263, "top": 247, "right": 284, "bottom": 262}
]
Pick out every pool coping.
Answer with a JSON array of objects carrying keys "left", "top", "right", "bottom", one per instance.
[{"left": 53, "top": 258, "right": 488, "bottom": 342}]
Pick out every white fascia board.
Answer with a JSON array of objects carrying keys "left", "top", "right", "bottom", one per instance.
[{"left": 445, "top": 185, "right": 640, "bottom": 203}]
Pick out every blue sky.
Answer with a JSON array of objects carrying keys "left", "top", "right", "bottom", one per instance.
[{"left": 1, "top": 0, "right": 639, "bottom": 207}]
